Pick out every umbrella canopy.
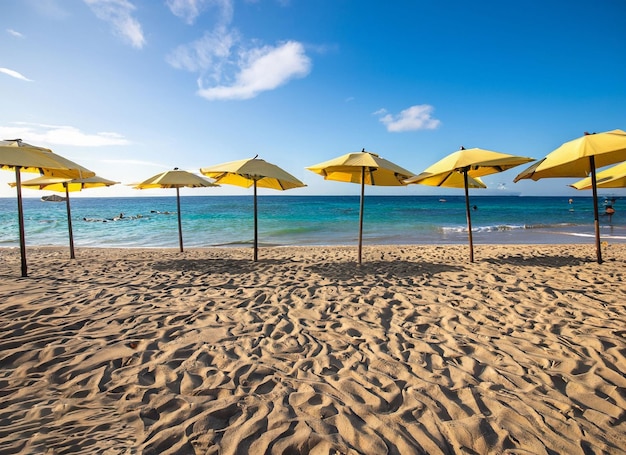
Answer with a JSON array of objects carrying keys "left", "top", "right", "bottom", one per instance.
[
  {"left": 406, "top": 147, "right": 534, "bottom": 262},
  {"left": 133, "top": 169, "right": 219, "bottom": 252},
  {"left": 200, "top": 157, "right": 306, "bottom": 261},
  {"left": 133, "top": 169, "right": 218, "bottom": 189},
  {"left": 306, "top": 149, "right": 415, "bottom": 186},
  {"left": 200, "top": 157, "right": 306, "bottom": 190},
  {"left": 514, "top": 129, "right": 626, "bottom": 263},
  {"left": 0, "top": 139, "right": 96, "bottom": 276},
  {"left": 307, "top": 149, "right": 415, "bottom": 264},
  {"left": 0, "top": 139, "right": 95, "bottom": 178},
  {"left": 570, "top": 160, "right": 626, "bottom": 190},
  {"left": 404, "top": 169, "right": 487, "bottom": 189},
  {"left": 515, "top": 130, "right": 626, "bottom": 180},
  {"left": 406, "top": 147, "right": 534, "bottom": 183},
  {"left": 12, "top": 175, "right": 119, "bottom": 259},
  {"left": 16, "top": 175, "right": 119, "bottom": 192}
]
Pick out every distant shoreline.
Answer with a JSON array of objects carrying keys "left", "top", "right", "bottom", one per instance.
[{"left": 2, "top": 194, "right": 624, "bottom": 200}]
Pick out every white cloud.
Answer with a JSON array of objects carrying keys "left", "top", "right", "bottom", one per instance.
[
  {"left": 166, "top": 0, "right": 233, "bottom": 25},
  {"left": 7, "top": 29, "right": 24, "bottom": 38},
  {"left": 0, "top": 68, "right": 32, "bottom": 82},
  {"left": 0, "top": 123, "right": 130, "bottom": 147},
  {"left": 197, "top": 41, "right": 311, "bottom": 100},
  {"left": 377, "top": 105, "right": 441, "bottom": 132},
  {"left": 84, "top": 0, "right": 146, "bottom": 49},
  {"left": 166, "top": 0, "right": 313, "bottom": 101}
]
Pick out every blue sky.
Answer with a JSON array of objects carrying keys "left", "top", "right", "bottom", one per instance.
[{"left": 2, "top": 0, "right": 625, "bottom": 198}]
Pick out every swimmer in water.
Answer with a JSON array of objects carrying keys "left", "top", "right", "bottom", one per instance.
[{"left": 605, "top": 205, "right": 615, "bottom": 224}]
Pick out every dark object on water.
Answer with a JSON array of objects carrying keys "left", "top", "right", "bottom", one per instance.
[{"left": 41, "top": 194, "right": 66, "bottom": 202}]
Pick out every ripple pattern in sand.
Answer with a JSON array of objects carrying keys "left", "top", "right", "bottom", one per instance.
[{"left": 0, "top": 245, "right": 625, "bottom": 454}]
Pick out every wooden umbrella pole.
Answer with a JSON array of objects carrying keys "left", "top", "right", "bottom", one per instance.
[
  {"left": 463, "top": 168, "right": 474, "bottom": 263},
  {"left": 15, "top": 167, "right": 27, "bottom": 277},
  {"left": 253, "top": 180, "right": 258, "bottom": 262},
  {"left": 64, "top": 183, "right": 75, "bottom": 259},
  {"left": 176, "top": 187, "right": 183, "bottom": 252},
  {"left": 590, "top": 156, "right": 602, "bottom": 264},
  {"left": 358, "top": 167, "right": 365, "bottom": 265}
]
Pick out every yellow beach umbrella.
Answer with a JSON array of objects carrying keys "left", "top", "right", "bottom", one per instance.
[
  {"left": 514, "top": 129, "right": 626, "bottom": 263},
  {"left": 12, "top": 175, "right": 119, "bottom": 259},
  {"left": 306, "top": 149, "right": 415, "bottom": 186},
  {"left": 307, "top": 149, "right": 415, "bottom": 264},
  {"left": 133, "top": 169, "right": 219, "bottom": 252},
  {"left": 404, "top": 168, "right": 487, "bottom": 189},
  {"left": 570, "top": 161, "right": 626, "bottom": 190},
  {"left": 200, "top": 156, "right": 306, "bottom": 261},
  {"left": 405, "top": 147, "right": 534, "bottom": 262},
  {"left": 17, "top": 175, "right": 119, "bottom": 192},
  {"left": 0, "top": 139, "right": 96, "bottom": 276},
  {"left": 0, "top": 139, "right": 95, "bottom": 178}
]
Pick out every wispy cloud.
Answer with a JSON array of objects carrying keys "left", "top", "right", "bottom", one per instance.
[
  {"left": 376, "top": 105, "right": 441, "bottom": 132},
  {"left": 166, "top": 0, "right": 312, "bottom": 100},
  {"left": 166, "top": 0, "right": 233, "bottom": 25},
  {"left": 0, "top": 123, "right": 130, "bottom": 147},
  {"left": 7, "top": 29, "right": 24, "bottom": 38},
  {"left": 29, "top": 0, "right": 70, "bottom": 19},
  {"left": 167, "top": 26, "right": 239, "bottom": 73},
  {"left": 0, "top": 68, "right": 32, "bottom": 82},
  {"left": 83, "top": 0, "right": 146, "bottom": 49}
]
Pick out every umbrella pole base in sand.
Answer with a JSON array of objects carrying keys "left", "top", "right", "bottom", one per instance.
[
  {"left": 15, "top": 168, "right": 28, "bottom": 277},
  {"left": 590, "top": 157, "right": 603, "bottom": 264}
]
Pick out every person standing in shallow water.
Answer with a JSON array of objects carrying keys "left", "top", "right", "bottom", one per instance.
[{"left": 605, "top": 205, "right": 615, "bottom": 224}]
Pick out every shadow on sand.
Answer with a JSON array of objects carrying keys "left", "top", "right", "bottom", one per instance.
[
  {"left": 483, "top": 254, "right": 589, "bottom": 268},
  {"left": 151, "top": 256, "right": 464, "bottom": 280},
  {"left": 304, "top": 260, "right": 463, "bottom": 280}
]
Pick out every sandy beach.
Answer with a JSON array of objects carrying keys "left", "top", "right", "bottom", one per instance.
[{"left": 0, "top": 244, "right": 625, "bottom": 454}]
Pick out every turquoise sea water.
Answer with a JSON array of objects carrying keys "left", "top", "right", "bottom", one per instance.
[{"left": 0, "top": 195, "right": 624, "bottom": 249}]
